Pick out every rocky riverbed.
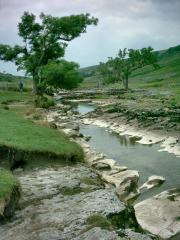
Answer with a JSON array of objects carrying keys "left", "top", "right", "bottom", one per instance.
[
  {"left": 45, "top": 100, "right": 180, "bottom": 239},
  {"left": 0, "top": 164, "right": 154, "bottom": 240}
]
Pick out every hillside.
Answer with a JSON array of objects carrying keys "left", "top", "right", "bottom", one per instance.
[
  {"left": 0, "top": 72, "right": 32, "bottom": 90},
  {"left": 79, "top": 45, "right": 180, "bottom": 102}
]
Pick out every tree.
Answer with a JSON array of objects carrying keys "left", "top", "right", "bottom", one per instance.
[
  {"left": 99, "top": 47, "right": 159, "bottom": 90},
  {"left": 98, "top": 60, "right": 117, "bottom": 85},
  {"left": 0, "top": 12, "right": 98, "bottom": 93},
  {"left": 41, "top": 60, "right": 83, "bottom": 90}
]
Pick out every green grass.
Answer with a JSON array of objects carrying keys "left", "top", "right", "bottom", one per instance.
[
  {"left": 0, "top": 90, "right": 33, "bottom": 104},
  {"left": 0, "top": 90, "right": 84, "bottom": 168},
  {"left": 0, "top": 72, "right": 32, "bottom": 90},
  {"left": 0, "top": 168, "right": 20, "bottom": 200},
  {"left": 0, "top": 108, "right": 83, "bottom": 161}
]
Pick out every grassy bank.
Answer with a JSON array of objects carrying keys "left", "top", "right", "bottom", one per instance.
[
  {"left": 0, "top": 90, "right": 84, "bottom": 169},
  {"left": 0, "top": 168, "right": 21, "bottom": 219}
]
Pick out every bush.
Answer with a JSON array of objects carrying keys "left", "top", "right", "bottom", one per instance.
[
  {"left": 3, "top": 106, "right": 9, "bottom": 110},
  {"left": 34, "top": 96, "right": 55, "bottom": 109}
]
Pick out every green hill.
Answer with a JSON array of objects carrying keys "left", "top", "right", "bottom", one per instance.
[{"left": 79, "top": 45, "right": 180, "bottom": 102}]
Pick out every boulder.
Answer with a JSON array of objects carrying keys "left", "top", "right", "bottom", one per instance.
[
  {"left": 92, "top": 159, "right": 116, "bottom": 171},
  {"left": 92, "top": 162, "right": 111, "bottom": 171},
  {"left": 140, "top": 175, "right": 165, "bottom": 190},
  {"left": 135, "top": 188, "right": 180, "bottom": 239},
  {"left": 63, "top": 128, "right": 80, "bottom": 138},
  {"left": 102, "top": 170, "right": 140, "bottom": 202},
  {"left": 117, "top": 229, "right": 153, "bottom": 240},
  {"left": 84, "top": 135, "right": 91, "bottom": 142}
]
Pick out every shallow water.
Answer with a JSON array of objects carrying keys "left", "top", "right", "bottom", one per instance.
[
  {"left": 75, "top": 103, "right": 95, "bottom": 115},
  {"left": 78, "top": 103, "right": 180, "bottom": 201}
]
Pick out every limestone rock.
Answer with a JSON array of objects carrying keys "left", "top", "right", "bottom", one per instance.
[
  {"left": 135, "top": 188, "right": 180, "bottom": 239},
  {"left": 63, "top": 128, "right": 80, "bottom": 138},
  {"left": 74, "top": 227, "right": 119, "bottom": 240},
  {"left": 92, "top": 159, "right": 116, "bottom": 171},
  {"left": 109, "top": 165, "right": 128, "bottom": 175},
  {"left": 87, "top": 153, "right": 106, "bottom": 164},
  {"left": 0, "top": 166, "right": 132, "bottom": 240},
  {"left": 92, "top": 161, "right": 111, "bottom": 170},
  {"left": 101, "top": 170, "right": 139, "bottom": 202},
  {"left": 117, "top": 229, "right": 153, "bottom": 240},
  {"left": 140, "top": 175, "right": 165, "bottom": 190}
]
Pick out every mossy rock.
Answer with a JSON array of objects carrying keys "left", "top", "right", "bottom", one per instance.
[
  {"left": 86, "top": 214, "right": 113, "bottom": 231},
  {"left": 0, "top": 168, "right": 21, "bottom": 220}
]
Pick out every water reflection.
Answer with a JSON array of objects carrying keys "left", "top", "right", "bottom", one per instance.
[
  {"left": 80, "top": 123, "right": 180, "bottom": 201},
  {"left": 76, "top": 103, "right": 95, "bottom": 115},
  {"left": 58, "top": 101, "right": 96, "bottom": 115},
  {"left": 110, "top": 131, "right": 146, "bottom": 146},
  {"left": 117, "top": 134, "right": 142, "bottom": 146}
]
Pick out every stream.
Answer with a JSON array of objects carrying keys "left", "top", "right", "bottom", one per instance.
[
  {"left": 1, "top": 102, "right": 179, "bottom": 239},
  {"left": 77, "top": 103, "right": 180, "bottom": 201}
]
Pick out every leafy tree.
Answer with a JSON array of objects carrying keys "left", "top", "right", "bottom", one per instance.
[
  {"left": 99, "top": 47, "right": 159, "bottom": 90},
  {"left": 98, "top": 61, "right": 115, "bottom": 84},
  {"left": 0, "top": 12, "right": 98, "bottom": 93},
  {"left": 41, "top": 60, "right": 83, "bottom": 90}
]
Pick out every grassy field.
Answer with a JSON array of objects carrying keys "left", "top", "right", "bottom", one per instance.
[
  {"left": 0, "top": 90, "right": 33, "bottom": 104},
  {"left": 0, "top": 90, "right": 84, "bottom": 169},
  {"left": 79, "top": 45, "right": 180, "bottom": 104}
]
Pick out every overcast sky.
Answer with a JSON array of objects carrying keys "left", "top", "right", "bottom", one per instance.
[{"left": 0, "top": 0, "right": 180, "bottom": 75}]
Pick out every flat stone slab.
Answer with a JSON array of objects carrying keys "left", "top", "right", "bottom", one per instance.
[
  {"left": 109, "top": 165, "right": 128, "bottom": 175},
  {"left": 140, "top": 175, "right": 165, "bottom": 190},
  {"left": 102, "top": 170, "right": 139, "bottom": 188},
  {"left": 135, "top": 188, "right": 180, "bottom": 239},
  {"left": 92, "top": 158, "right": 116, "bottom": 170},
  {"left": 101, "top": 170, "right": 139, "bottom": 202}
]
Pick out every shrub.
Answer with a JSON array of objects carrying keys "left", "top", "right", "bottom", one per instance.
[{"left": 35, "top": 96, "right": 55, "bottom": 109}]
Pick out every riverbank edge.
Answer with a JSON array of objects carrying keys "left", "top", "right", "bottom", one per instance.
[
  {"left": 73, "top": 98, "right": 179, "bottom": 157},
  {"left": 83, "top": 117, "right": 180, "bottom": 157}
]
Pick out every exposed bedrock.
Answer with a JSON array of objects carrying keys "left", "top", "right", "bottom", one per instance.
[{"left": 135, "top": 188, "right": 180, "bottom": 239}]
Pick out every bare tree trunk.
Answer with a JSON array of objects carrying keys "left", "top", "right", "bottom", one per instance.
[
  {"left": 125, "top": 77, "right": 128, "bottom": 90},
  {"left": 32, "top": 76, "right": 38, "bottom": 94}
]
